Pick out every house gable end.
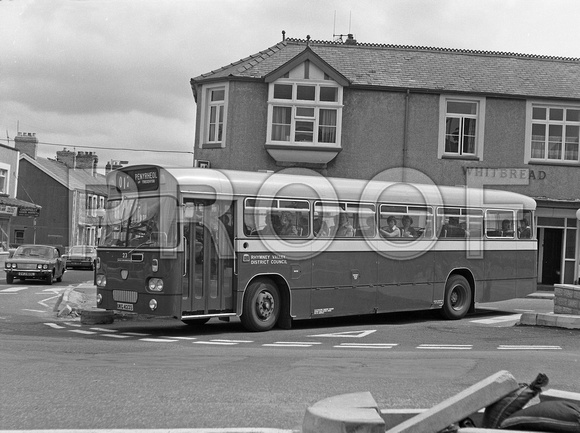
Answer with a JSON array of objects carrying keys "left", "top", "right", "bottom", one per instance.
[{"left": 265, "top": 47, "right": 350, "bottom": 87}]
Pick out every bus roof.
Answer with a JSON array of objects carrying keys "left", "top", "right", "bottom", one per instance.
[{"left": 118, "top": 165, "right": 537, "bottom": 210}]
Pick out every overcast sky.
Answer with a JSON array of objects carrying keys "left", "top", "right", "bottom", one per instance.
[{"left": 1, "top": 0, "right": 579, "bottom": 172}]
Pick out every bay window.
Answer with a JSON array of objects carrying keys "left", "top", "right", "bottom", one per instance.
[
  {"left": 527, "top": 103, "right": 580, "bottom": 164},
  {"left": 267, "top": 81, "right": 342, "bottom": 146}
]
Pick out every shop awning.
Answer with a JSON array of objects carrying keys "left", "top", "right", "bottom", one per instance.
[{"left": 0, "top": 195, "right": 42, "bottom": 217}]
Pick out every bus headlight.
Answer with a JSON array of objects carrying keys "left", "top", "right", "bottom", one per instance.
[
  {"left": 149, "top": 299, "right": 158, "bottom": 311},
  {"left": 96, "top": 274, "right": 107, "bottom": 287},
  {"left": 148, "top": 278, "right": 164, "bottom": 292}
]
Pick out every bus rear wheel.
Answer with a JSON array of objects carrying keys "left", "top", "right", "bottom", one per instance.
[
  {"left": 441, "top": 275, "right": 472, "bottom": 320},
  {"left": 241, "top": 279, "right": 280, "bottom": 332}
]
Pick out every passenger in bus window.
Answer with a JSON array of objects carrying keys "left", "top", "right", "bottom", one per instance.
[
  {"left": 380, "top": 216, "right": 401, "bottom": 237},
  {"left": 298, "top": 216, "right": 309, "bottom": 236},
  {"left": 518, "top": 218, "right": 531, "bottom": 239},
  {"left": 401, "top": 215, "right": 417, "bottom": 238},
  {"left": 277, "top": 211, "right": 298, "bottom": 236},
  {"left": 260, "top": 212, "right": 280, "bottom": 235},
  {"left": 440, "top": 216, "right": 466, "bottom": 238},
  {"left": 361, "top": 216, "right": 376, "bottom": 237},
  {"left": 313, "top": 212, "right": 330, "bottom": 237},
  {"left": 501, "top": 219, "right": 514, "bottom": 237},
  {"left": 335, "top": 212, "right": 355, "bottom": 237}
]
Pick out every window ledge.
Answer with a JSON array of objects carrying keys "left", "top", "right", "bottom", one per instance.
[
  {"left": 527, "top": 159, "right": 580, "bottom": 167},
  {"left": 441, "top": 154, "right": 480, "bottom": 161},
  {"left": 265, "top": 143, "right": 342, "bottom": 165},
  {"left": 200, "top": 143, "right": 224, "bottom": 149}
]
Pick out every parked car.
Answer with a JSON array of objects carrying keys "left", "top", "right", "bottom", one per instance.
[
  {"left": 4, "top": 244, "right": 65, "bottom": 285},
  {"left": 64, "top": 245, "right": 97, "bottom": 270}
]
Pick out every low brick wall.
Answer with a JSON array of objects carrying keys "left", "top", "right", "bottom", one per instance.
[{"left": 554, "top": 284, "right": 580, "bottom": 315}]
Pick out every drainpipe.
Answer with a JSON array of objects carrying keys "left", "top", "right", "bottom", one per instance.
[{"left": 402, "top": 89, "right": 410, "bottom": 181}]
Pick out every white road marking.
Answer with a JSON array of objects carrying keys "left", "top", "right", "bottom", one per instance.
[
  {"left": 69, "top": 329, "right": 98, "bottom": 335},
  {"left": 335, "top": 343, "right": 398, "bottom": 349},
  {"left": 90, "top": 328, "right": 118, "bottom": 332},
  {"left": 417, "top": 344, "right": 473, "bottom": 350},
  {"left": 102, "top": 334, "right": 131, "bottom": 339},
  {"left": 498, "top": 345, "right": 562, "bottom": 350},
  {"left": 139, "top": 338, "right": 178, "bottom": 342},
  {"left": 160, "top": 336, "right": 198, "bottom": 340},
  {"left": 44, "top": 323, "right": 66, "bottom": 329},
  {"left": 122, "top": 332, "right": 150, "bottom": 336},
  {"left": 194, "top": 341, "right": 238, "bottom": 345},
  {"left": 263, "top": 341, "right": 323, "bottom": 347},
  {"left": 22, "top": 309, "right": 46, "bottom": 313},
  {"left": 1, "top": 287, "right": 29, "bottom": 293},
  {"left": 38, "top": 295, "right": 59, "bottom": 307},
  {"left": 309, "top": 330, "right": 377, "bottom": 338}
]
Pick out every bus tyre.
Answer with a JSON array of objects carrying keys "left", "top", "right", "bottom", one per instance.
[
  {"left": 241, "top": 279, "right": 280, "bottom": 332},
  {"left": 441, "top": 275, "right": 472, "bottom": 320}
]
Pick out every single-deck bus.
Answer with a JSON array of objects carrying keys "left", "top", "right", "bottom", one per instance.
[{"left": 95, "top": 165, "right": 537, "bottom": 331}]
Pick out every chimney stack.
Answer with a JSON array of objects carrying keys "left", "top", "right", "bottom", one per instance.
[{"left": 14, "top": 132, "right": 38, "bottom": 159}]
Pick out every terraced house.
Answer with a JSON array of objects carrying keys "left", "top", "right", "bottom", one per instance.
[{"left": 190, "top": 33, "right": 580, "bottom": 287}]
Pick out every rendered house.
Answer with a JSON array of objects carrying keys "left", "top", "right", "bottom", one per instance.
[{"left": 190, "top": 34, "right": 580, "bottom": 286}]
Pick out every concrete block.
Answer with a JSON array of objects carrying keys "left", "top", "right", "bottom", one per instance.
[
  {"left": 537, "top": 314, "right": 559, "bottom": 327},
  {"left": 518, "top": 312, "right": 537, "bottom": 326},
  {"left": 555, "top": 315, "right": 580, "bottom": 328},
  {"left": 540, "top": 389, "right": 580, "bottom": 404},
  {"left": 303, "top": 392, "right": 384, "bottom": 433},
  {"left": 385, "top": 370, "right": 519, "bottom": 433},
  {"left": 80, "top": 308, "right": 114, "bottom": 325}
]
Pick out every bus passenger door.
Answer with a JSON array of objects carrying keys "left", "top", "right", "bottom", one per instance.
[{"left": 182, "top": 200, "right": 235, "bottom": 315}]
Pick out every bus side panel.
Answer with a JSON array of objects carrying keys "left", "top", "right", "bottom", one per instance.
[
  {"left": 516, "top": 245, "right": 537, "bottom": 298},
  {"left": 310, "top": 243, "right": 377, "bottom": 317},
  {"left": 481, "top": 246, "right": 517, "bottom": 302},
  {"left": 376, "top": 241, "right": 435, "bottom": 313},
  {"left": 434, "top": 245, "right": 484, "bottom": 300},
  {"left": 235, "top": 250, "right": 313, "bottom": 320}
]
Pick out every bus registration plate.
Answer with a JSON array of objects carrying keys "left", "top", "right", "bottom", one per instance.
[{"left": 117, "top": 302, "right": 134, "bottom": 312}]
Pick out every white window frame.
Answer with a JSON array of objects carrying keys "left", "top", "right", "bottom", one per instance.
[
  {"left": 438, "top": 95, "right": 486, "bottom": 160},
  {"left": 266, "top": 80, "right": 343, "bottom": 147},
  {"left": 525, "top": 100, "right": 580, "bottom": 165},
  {"left": 0, "top": 163, "right": 9, "bottom": 195},
  {"left": 199, "top": 83, "right": 229, "bottom": 148}
]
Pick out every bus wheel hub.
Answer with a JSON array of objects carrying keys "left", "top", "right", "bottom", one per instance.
[{"left": 256, "top": 292, "right": 274, "bottom": 319}]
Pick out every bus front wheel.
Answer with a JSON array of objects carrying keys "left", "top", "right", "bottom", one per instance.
[
  {"left": 441, "top": 275, "right": 472, "bottom": 320},
  {"left": 241, "top": 279, "right": 280, "bottom": 332}
]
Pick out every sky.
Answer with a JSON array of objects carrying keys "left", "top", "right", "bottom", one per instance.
[{"left": 1, "top": 0, "right": 580, "bottom": 173}]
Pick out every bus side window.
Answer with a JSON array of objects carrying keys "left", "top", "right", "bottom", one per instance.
[
  {"left": 485, "top": 210, "right": 515, "bottom": 238},
  {"left": 517, "top": 210, "right": 533, "bottom": 239}
]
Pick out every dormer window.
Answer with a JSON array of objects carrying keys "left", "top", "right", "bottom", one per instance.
[{"left": 266, "top": 62, "right": 343, "bottom": 147}]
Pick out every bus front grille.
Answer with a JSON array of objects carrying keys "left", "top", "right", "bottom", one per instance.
[{"left": 113, "top": 290, "right": 138, "bottom": 303}]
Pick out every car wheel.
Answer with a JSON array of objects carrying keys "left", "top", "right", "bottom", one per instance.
[
  {"left": 6, "top": 274, "right": 14, "bottom": 284},
  {"left": 45, "top": 273, "right": 53, "bottom": 285}
]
